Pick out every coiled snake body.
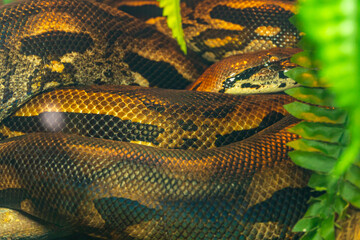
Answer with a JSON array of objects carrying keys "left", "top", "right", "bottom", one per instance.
[{"left": 0, "top": 0, "right": 315, "bottom": 239}]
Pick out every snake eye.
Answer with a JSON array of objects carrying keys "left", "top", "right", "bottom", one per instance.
[{"left": 20, "top": 31, "right": 94, "bottom": 58}]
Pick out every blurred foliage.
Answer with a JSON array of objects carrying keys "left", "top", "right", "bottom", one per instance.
[{"left": 285, "top": 0, "right": 360, "bottom": 239}]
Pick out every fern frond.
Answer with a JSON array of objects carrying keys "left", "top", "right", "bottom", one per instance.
[
  {"left": 157, "top": 0, "right": 187, "bottom": 54},
  {"left": 287, "top": 0, "right": 360, "bottom": 239}
]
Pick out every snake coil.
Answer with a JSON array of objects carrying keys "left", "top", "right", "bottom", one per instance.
[{"left": 0, "top": 0, "right": 314, "bottom": 239}]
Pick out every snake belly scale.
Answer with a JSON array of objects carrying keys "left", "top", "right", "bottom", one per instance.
[{"left": 0, "top": 0, "right": 316, "bottom": 239}]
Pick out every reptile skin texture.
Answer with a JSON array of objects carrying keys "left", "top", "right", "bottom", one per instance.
[
  {"left": 0, "top": 0, "right": 335, "bottom": 239},
  {"left": 0, "top": 114, "right": 311, "bottom": 239}
]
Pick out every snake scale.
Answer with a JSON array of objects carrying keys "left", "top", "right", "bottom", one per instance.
[{"left": 0, "top": 0, "right": 348, "bottom": 239}]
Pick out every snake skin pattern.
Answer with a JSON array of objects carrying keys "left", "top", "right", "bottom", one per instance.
[
  {"left": 0, "top": 0, "right": 320, "bottom": 239},
  {"left": 0, "top": 85, "right": 294, "bottom": 149},
  {"left": 102, "top": 0, "right": 299, "bottom": 62},
  {"left": 0, "top": 0, "right": 207, "bottom": 123},
  {"left": 0, "top": 115, "right": 310, "bottom": 239}
]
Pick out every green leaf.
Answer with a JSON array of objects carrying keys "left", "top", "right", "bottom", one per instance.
[
  {"left": 291, "top": 51, "right": 312, "bottom": 68},
  {"left": 308, "top": 174, "right": 337, "bottom": 191},
  {"left": 293, "top": 217, "right": 320, "bottom": 232},
  {"left": 319, "top": 214, "right": 335, "bottom": 240},
  {"left": 312, "top": 194, "right": 329, "bottom": 202},
  {"left": 287, "top": 139, "right": 342, "bottom": 158},
  {"left": 303, "top": 200, "right": 330, "bottom": 218},
  {"left": 346, "top": 162, "right": 360, "bottom": 181},
  {"left": 285, "top": 67, "right": 328, "bottom": 88},
  {"left": 345, "top": 165, "right": 360, "bottom": 188},
  {"left": 289, "top": 0, "right": 360, "bottom": 238},
  {"left": 331, "top": 121, "right": 360, "bottom": 176},
  {"left": 334, "top": 197, "right": 348, "bottom": 219},
  {"left": 285, "top": 87, "right": 335, "bottom": 106},
  {"left": 355, "top": 161, "right": 360, "bottom": 168},
  {"left": 296, "top": 38, "right": 317, "bottom": 58},
  {"left": 300, "top": 230, "right": 323, "bottom": 240},
  {"left": 157, "top": 0, "right": 187, "bottom": 54},
  {"left": 284, "top": 102, "right": 346, "bottom": 124},
  {"left": 340, "top": 181, "right": 360, "bottom": 208},
  {"left": 288, "top": 122, "right": 346, "bottom": 143},
  {"left": 289, "top": 150, "right": 337, "bottom": 173}
]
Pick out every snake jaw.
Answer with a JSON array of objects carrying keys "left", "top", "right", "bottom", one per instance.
[{"left": 221, "top": 66, "right": 299, "bottom": 95}]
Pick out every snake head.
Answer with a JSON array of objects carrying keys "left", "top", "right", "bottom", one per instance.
[{"left": 187, "top": 47, "right": 302, "bottom": 94}]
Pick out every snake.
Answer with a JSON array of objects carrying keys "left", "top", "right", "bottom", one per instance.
[{"left": 0, "top": 0, "right": 349, "bottom": 239}]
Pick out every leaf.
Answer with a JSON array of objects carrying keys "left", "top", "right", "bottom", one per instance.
[
  {"left": 288, "top": 122, "right": 346, "bottom": 143},
  {"left": 340, "top": 181, "right": 360, "bottom": 208},
  {"left": 303, "top": 199, "right": 330, "bottom": 218},
  {"left": 291, "top": 51, "right": 312, "bottom": 68},
  {"left": 289, "top": 150, "right": 337, "bottom": 173},
  {"left": 334, "top": 197, "right": 348, "bottom": 219},
  {"left": 285, "top": 87, "right": 335, "bottom": 106},
  {"left": 300, "top": 230, "right": 323, "bottom": 240},
  {"left": 296, "top": 38, "right": 317, "bottom": 60},
  {"left": 157, "top": 0, "right": 187, "bottom": 54},
  {"left": 331, "top": 120, "right": 360, "bottom": 176},
  {"left": 287, "top": 139, "right": 342, "bottom": 158},
  {"left": 319, "top": 214, "right": 335, "bottom": 240},
  {"left": 293, "top": 217, "right": 320, "bottom": 232},
  {"left": 285, "top": 67, "right": 328, "bottom": 88},
  {"left": 289, "top": 0, "right": 360, "bottom": 238},
  {"left": 296, "top": 0, "right": 360, "bottom": 179},
  {"left": 308, "top": 174, "right": 337, "bottom": 192},
  {"left": 344, "top": 165, "right": 360, "bottom": 188},
  {"left": 284, "top": 102, "right": 346, "bottom": 124}
]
